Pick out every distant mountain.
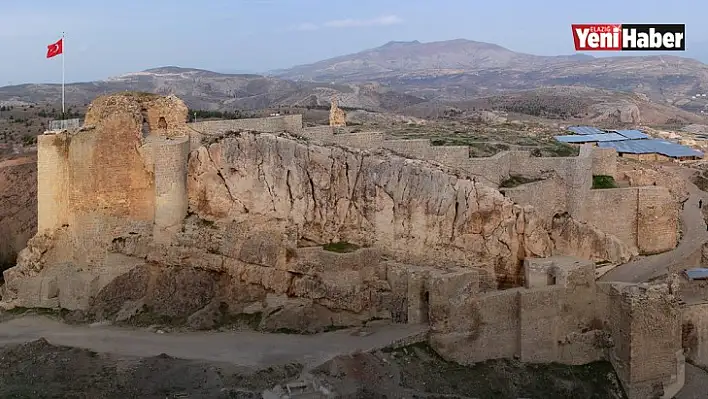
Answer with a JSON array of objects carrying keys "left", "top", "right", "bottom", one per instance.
[
  {"left": 272, "top": 39, "right": 595, "bottom": 82},
  {"left": 272, "top": 39, "right": 708, "bottom": 111},
  {"left": 0, "top": 67, "right": 426, "bottom": 112}
]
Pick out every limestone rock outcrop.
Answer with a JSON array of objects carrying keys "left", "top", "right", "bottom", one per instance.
[
  {"left": 188, "top": 133, "right": 554, "bottom": 282},
  {"left": 550, "top": 212, "right": 637, "bottom": 263}
]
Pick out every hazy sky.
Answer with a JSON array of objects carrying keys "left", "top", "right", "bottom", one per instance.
[{"left": 2, "top": 0, "right": 707, "bottom": 85}]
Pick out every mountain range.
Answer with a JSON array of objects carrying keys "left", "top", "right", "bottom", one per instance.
[{"left": 2, "top": 38, "right": 708, "bottom": 123}]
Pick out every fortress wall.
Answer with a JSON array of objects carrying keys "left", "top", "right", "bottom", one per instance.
[
  {"left": 585, "top": 188, "right": 639, "bottom": 250},
  {"left": 429, "top": 288, "right": 521, "bottom": 365},
  {"left": 502, "top": 178, "right": 567, "bottom": 225},
  {"left": 459, "top": 152, "right": 511, "bottom": 186},
  {"left": 67, "top": 113, "right": 155, "bottom": 222},
  {"left": 430, "top": 258, "right": 683, "bottom": 377},
  {"left": 627, "top": 291, "right": 683, "bottom": 397},
  {"left": 331, "top": 132, "right": 385, "bottom": 150},
  {"left": 565, "top": 148, "right": 593, "bottom": 219},
  {"left": 188, "top": 130, "right": 205, "bottom": 151},
  {"left": 428, "top": 146, "right": 470, "bottom": 165},
  {"left": 381, "top": 139, "right": 432, "bottom": 159},
  {"left": 682, "top": 303, "right": 708, "bottom": 369},
  {"left": 301, "top": 126, "right": 335, "bottom": 142},
  {"left": 606, "top": 284, "right": 684, "bottom": 399},
  {"left": 190, "top": 115, "right": 304, "bottom": 135},
  {"left": 153, "top": 136, "right": 191, "bottom": 243},
  {"left": 607, "top": 285, "right": 634, "bottom": 387},
  {"left": 518, "top": 286, "right": 562, "bottom": 363},
  {"left": 591, "top": 147, "right": 618, "bottom": 178},
  {"left": 37, "top": 135, "right": 69, "bottom": 231},
  {"left": 637, "top": 186, "right": 679, "bottom": 254},
  {"left": 511, "top": 155, "right": 576, "bottom": 179}
]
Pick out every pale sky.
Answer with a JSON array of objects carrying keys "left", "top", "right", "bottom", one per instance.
[{"left": 2, "top": 0, "right": 708, "bottom": 85}]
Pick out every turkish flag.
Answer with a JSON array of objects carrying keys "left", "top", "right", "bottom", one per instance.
[{"left": 46, "top": 38, "right": 63, "bottom": 58}]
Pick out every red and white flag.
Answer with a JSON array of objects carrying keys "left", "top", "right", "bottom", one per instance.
[{"left": 46, "top": 38, "right": 63, "bottom": 58}]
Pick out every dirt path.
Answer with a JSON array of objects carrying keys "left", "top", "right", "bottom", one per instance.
[
  {"left": 0, "top": 315, "right": 427, "bottom": 368},
  {"left": 600, "top": 166, "right": 708, "bottom": 283}
]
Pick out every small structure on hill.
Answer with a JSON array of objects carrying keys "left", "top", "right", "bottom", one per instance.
[{"left": 329, "top": 96, "right": 346, "bottom": 127}]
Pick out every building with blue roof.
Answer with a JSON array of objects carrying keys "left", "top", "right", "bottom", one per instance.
[{"left": 556, "top": 125, "right": 702, "bottom": 160}]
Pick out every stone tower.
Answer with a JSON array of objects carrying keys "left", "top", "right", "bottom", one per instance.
[{"left": 329, "top": 96, "right": 346, "bottom": 127}]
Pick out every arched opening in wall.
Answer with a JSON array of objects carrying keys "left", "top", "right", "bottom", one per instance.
[
  {"left": 548, "top": 271, "right": 557, "bottom": 286},
  {"left": 140, "top": 108, "right": 150, "bottom": 138},
  {"left": 158, "top": 116, "right": 167, "bottom": 130}
]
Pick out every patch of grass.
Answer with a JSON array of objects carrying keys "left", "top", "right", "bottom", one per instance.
[
  {"left": 592, "top": 175, "right": 618, "bottom": 189},
  {"left": 322, "top": 241, "right": 360, "bottom": 253},
  {"left": 499, "top": 175, "right": 543, "bottom": 188}
]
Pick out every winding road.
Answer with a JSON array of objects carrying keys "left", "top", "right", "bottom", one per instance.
[{"left": 600, "top": 166, "right": 708, "bottom": 283}]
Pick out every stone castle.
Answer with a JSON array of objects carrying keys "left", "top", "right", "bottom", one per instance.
[{"left": 2, "top": 93, "right": 706, "bottom": 398}]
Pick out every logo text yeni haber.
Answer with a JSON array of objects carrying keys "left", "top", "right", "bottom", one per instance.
[{"left": 571, "top": 24, "right": 685, "bottom": 51}]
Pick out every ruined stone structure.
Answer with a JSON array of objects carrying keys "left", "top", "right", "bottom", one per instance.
[
  {"left": 329, "top": 97, "right": 346, "bottom": 127},
  {"left": 1, "top": 96, "right": 688, "bottom": 399},
  {"left": 428, "top": 257, "right": 684, "bottom": 398}
]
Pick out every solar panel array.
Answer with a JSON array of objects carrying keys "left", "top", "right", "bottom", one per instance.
[{"left": 597, "top": 139, "right": 704, "bottom": 158}]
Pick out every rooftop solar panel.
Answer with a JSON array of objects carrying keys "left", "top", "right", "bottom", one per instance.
[
  {"left": 567, "top": 126, "right": 606, "bottom": 135},
  {"left": 598, "top": 139, "right": 704, "bottom": 158},
  {"left": 554, "top": 133, "right": 628, "bottom": 143}
]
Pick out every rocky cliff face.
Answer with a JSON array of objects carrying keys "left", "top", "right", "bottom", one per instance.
[{"left": 188, "top": 132, "right": 553, "bottom": 282}]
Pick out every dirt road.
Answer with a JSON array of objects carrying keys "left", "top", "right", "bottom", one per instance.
[{"left": 0, "top": 315, "right": 427, "bottom": 368}]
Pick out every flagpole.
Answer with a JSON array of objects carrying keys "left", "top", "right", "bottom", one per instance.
[{"left": 61, "top": 32, "right": 65, "bottom": 118}]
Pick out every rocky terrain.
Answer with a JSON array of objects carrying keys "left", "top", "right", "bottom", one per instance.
[
  {"left": 0, "top": 67, "right": 426, "bottom": 114},
  {"left": 439, "top": 86, "right": 708, "bottom": 127}
]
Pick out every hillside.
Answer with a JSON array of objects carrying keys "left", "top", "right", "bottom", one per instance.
[{"left": 0, "top": 67, "right": 425, "bottom": 113}]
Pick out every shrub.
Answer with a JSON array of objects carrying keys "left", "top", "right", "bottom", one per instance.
[
  {"left": 592, "top": 175, "right": 617, "bottom": 189},
  {"left": 500, "top": 175, "right": 542, "bottom": 188},
  {"left": 322, "top": 241, "right": 360, "bottom": 253}
]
